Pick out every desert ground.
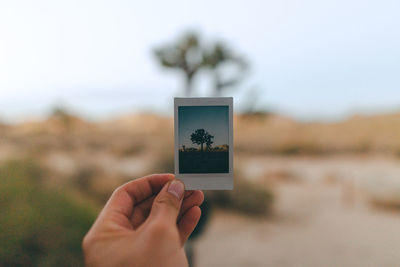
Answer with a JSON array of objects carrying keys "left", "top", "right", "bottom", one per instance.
[
  {"left": 1, "top": 112, "right": 400, "bottom": 266},
  {"left": 195, "top": 155, "right": 400, "bottom": 267}
]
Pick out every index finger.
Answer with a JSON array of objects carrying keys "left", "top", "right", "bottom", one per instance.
[{"left": 99, "top": 174, "right": 175, "bottom": 226}]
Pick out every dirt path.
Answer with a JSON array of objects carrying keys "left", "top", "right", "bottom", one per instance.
[{"left": 194, "top": 161, "right": 400, "bottom": 267}]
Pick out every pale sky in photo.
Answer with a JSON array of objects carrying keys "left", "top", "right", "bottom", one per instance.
[
  {"left": 0, "top": 0, "right": 399, "bottom": 121},
  {"left": 178, "top": 106, "right": 229, "bottom": 148}
]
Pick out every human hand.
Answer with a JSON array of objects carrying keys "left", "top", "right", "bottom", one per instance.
[{"left": 82, "top": 174, "right": 204, "bottom": 267}]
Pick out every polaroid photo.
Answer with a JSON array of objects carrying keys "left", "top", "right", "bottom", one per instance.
[{"left": 174, "top": 97, "right": 233, "bottom": 190}]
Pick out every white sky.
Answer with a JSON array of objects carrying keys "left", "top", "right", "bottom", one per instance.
[{"left": 0, "top": 0, "right": 399, "bottom": 121}]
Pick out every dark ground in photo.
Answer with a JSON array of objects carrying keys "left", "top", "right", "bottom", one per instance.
[{"left": 179, "top": 151, "right": 229, "bottom": 173}]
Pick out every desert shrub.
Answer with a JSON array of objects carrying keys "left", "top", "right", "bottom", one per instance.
[
  {"left": 275, "top": 142, "right": 323, "bottom": 155},
  {"left": 209, "top": 177, "right": 274, "bottom": 216},
  {"left": 49, "top": 107, "right": 74, "bottom": 131},
  {"left": 365, "top": 188, "right": 400, "bottom": 211},
  {"left": 368, "top": 198, "right": 400, "bottom": 211},
  {"left": 73, "top": 171, "right": 125, "bottom": 204},
  {"left": 240, "top": 111, "right": 272, "bottom": 121},
  {"left": 154, "top": 151, "right": 175, "bottom": 174},
  {"left": 72, "top": 166, "right": 97, "bottom": 194},
  {"left": 395, "top": 150, "right": 400, "bottom": 159},
  {"left": 353, "top": 142, "right": 371, "bottom": 154},
  {"left": 0, "top": 159, "right": 96, "bottom": 266},
  {"left": 111, "top": 141, "right": 146, "bottom": 157}
]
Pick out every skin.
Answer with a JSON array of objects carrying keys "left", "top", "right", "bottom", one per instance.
[{"left": 82, "top": 174, "right": 204, "bottom": 267}]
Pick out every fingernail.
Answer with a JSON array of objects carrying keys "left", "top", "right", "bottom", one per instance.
[{"left": 168, "top": 180, "right": 184, "bottom": 199}]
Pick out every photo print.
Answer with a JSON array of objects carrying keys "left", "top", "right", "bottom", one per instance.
[{"left": 174, "top": 97, "right": 233, "bottom": 190}]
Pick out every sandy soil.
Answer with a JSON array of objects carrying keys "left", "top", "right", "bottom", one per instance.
[{"left": 193, "top": 156, "right": 400, "bottom": 267}]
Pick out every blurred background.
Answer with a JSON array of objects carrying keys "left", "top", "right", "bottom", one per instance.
[{"left": 1, "top": 0, "right": 400, "bottom": 266}]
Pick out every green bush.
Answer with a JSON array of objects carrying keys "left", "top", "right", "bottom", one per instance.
[
  {"left": 154, "top": 151, "right": 175, "bottom": 174},
  {"left": 0, "top": 159, "right": 96, "bottom": 266},
  {"left": 209, "top": 178, "right": 274, "bottom": 216}
]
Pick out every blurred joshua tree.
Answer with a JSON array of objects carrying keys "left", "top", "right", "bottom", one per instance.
[
  {"left": 154, "top": 31, "right": 248, "bottom": 96},
  {"left": 154, "top": 32, "right": 203, "bottom": 96},
  {"left": 51, "top": 106, "right": 73, "bottom": 129},
  {"left": 190, "top": 129, "right": 213, "bottom": 152},
  {"left": 203, "top": 42, "right": 248, "bottom": 96}
]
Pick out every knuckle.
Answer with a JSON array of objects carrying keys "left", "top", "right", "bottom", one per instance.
[
  {"left": 149, "top": 222, "right": 175, "bottom": 238},
  {"left": 156, "top": 195, "right": 178, "bottom": 208},
  {"left": 112, "top": 185, "right": 125, "bottom": 196}
]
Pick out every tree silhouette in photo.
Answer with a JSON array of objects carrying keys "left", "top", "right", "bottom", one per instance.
[
  {"left": 190, "top": 129, "right": 214, "bottom": 152},
  {"left": 205, "top": 133, "right": 214, "bottom": 151}
]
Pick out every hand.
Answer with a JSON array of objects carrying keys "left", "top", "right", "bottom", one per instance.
[{"left": 82, "top": 174, "right": 204, "bottom": 267}]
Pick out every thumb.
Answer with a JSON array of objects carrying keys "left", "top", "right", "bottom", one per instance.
[{"left": 148, "top": 179, "right": 185, "bottom": 225}]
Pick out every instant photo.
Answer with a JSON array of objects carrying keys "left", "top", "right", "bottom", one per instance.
[{"left": 174, "top": 98, "right": 233, "bottom": 190}]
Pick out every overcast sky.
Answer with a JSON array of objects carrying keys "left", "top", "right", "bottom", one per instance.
[{"left": 1, "top": 0, "right": 399, "bottom": 121}]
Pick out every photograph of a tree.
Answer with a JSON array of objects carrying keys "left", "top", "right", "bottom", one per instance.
[
  {"left": 178, "top": 105, "right": 229, "bottom": 173},
  {"left": 190, "top": 129, "right": 214, "bottom": 152}
]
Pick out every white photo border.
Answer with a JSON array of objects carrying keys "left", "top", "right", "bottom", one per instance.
[{"left": 174, "top": 97, "right": 233, "bottom": 190}]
